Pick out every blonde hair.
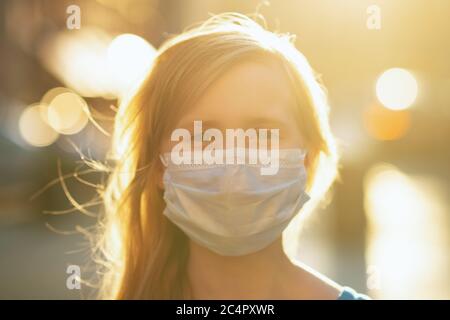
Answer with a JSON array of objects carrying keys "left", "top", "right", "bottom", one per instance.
[{"left": 97, "top": 12, "right": 339, "bottom": 299}]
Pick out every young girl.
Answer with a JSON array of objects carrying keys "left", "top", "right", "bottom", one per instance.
[{"left": 97, "top": 13, "right": 369, "bottom": 300}]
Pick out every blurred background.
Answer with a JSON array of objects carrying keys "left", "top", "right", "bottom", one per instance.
[{"left": 0, "top": 0, "right": 449, "bottom": 299}]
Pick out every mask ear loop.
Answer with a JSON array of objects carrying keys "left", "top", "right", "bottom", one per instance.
[
  {"left": 302, "top": 149, "right": 308, "bottom": 159},
  {"left": 303, "top": 149, "right": 309, "bottom": 168},
  {"left": 159, "top": 154, "right": 169, "bottom": 167}
]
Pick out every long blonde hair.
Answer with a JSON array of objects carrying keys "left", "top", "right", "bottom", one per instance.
[{"left": 97, "top": 13, "right": 339, "bottom": 299}]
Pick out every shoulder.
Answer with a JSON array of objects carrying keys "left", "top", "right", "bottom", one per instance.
[
  {"left": 291, "top": 263, "right": 342, "bottom": 299},
  {"left": 290, "top": 262, "right": 371, "bottom": 300}
]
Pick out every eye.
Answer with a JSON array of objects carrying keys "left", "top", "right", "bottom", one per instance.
[{"left": 255, "top": 128, "right": 283, "bottom": 139}]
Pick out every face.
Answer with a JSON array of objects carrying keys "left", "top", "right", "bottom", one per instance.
[
  {"left": 162, "top": 57, "right": 306, "bottom": 152},
  {"left": 157, "top": 57, "right": 312, "bottom": 256}
]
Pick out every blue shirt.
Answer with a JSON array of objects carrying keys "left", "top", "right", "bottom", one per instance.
[{"left": 337, "top": 286, "right": 371, "bottom": 300}]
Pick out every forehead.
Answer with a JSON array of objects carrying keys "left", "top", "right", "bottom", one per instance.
[{"left": 176, "top": 58, "right": 298, "bottom": 129}]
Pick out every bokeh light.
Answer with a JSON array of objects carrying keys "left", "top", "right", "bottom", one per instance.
[
  {"left": 45, "top": 90, "right": 89, "bottom": 135},
  {"left": 107, "top": 34, "right": 156, "bottom": 97},
  {"left": 376, "top": 68, "right": 418, "bottom": 110},
  {"left": 363, "top": 103, "right": 411, "bottom": 141},
  {"left": 364, "top": 163, "right": 449, "bottom": 299},
  {"left": 41, "top": 87, "right": 72, "bottom": 106},
  {"left": 19, "top": 104, "right": 59, "bottom": 147},
  {"left": 38, "top": 28, "right": 113, "bottom": 98}
]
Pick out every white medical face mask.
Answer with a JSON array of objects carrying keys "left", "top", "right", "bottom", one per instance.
[{"left": 160, "top": 149, "right": 310, "bottom": 256}]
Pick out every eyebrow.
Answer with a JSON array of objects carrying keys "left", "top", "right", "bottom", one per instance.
[
  {"left": 246, "top": 117, "right": 289, "bottom": 129},
  {"left": 176, "top": 118, "right": 287, "bottom": 131},
  {"left": 176, "top": 119, "right": 223, "bottom": 130}
]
